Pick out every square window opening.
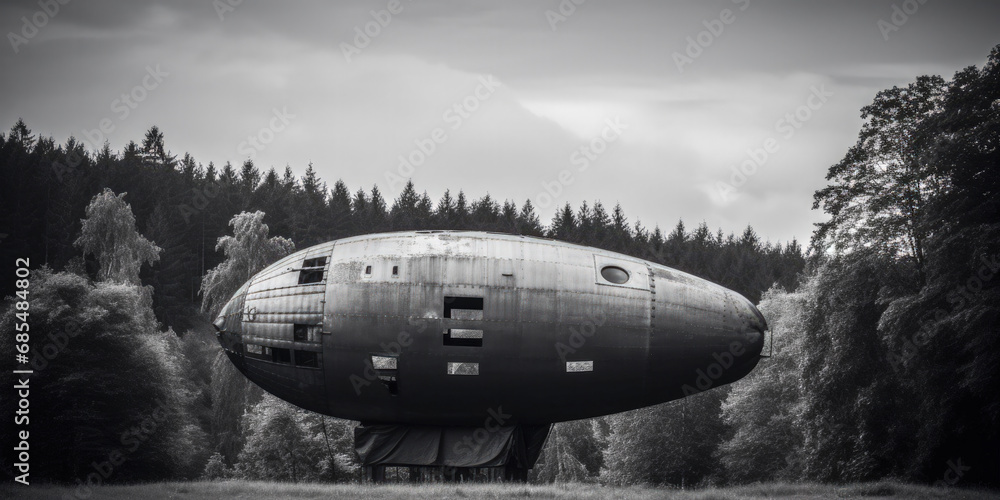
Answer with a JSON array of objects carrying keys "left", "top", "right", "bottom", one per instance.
[{"left": 271, "top": 347, "right": 291, "bottom": 364}]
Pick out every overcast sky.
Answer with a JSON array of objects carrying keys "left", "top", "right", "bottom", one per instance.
[{"left": 2, "top": 1, "right": 997, "bottom": 245}]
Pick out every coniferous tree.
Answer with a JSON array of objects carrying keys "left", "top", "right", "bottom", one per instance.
[
  {"left": 390, "top": 180, "right": 421, "bottom": 230},
  {"left": 328, "top": 180, "right": 354, "bottom": 238},
  {"left": 517, "top": 199, "right": 544, "bottom": 236},
  {"left": 367, "top": 185, "right": 389, "bottom": 232},
  {"left": 435, "top": 189, "right": 457, "bottom": 226}
]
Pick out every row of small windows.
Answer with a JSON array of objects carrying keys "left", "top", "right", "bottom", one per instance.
[
  {"left": 298, "top": 256, "right": 402, "bottom": 283},
  {"left": 363, "top": 264, "right": 399, "bottom": 277},
  {"left": 246, "top": 344, "right": 319, "bottom": 368},
  {"left": 443, "top": 361, "right": 592, "bottom": 375},
  {"left": 368, "top": 358, "right": 592, "bottom": 377},
  {"left": 365, "top": 354, "right": 590, "bottom": 398},
  {"left": 300, "top": 258, "right": 632, "bottom": 285},
  {"left": 368, "top": 357, "right": 591, "bottom": 375}
]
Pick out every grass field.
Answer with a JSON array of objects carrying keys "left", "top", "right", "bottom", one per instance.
[{"left": 4, "top": 481, "right": 999, "bottom": 500}]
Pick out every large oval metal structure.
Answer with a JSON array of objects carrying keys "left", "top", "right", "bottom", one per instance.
[{"left": 212, "top": 230, "right": 767, "bottom": 478}]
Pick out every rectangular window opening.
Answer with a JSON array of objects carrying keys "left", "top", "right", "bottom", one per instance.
[
  {"left": 295, "top": 350, "right": 318, "bottom": 368},
  {"left": 298, "top": 256, "right": 327, "bottom": 284},
  {"left": 303, "top": 256, "right": 327, "bottom": 268},
  {"left": 271, "top": 347, "right": 291, "bottom": 364},
  {"left": 365, "top": 265, "right": 372, "bottom": 275},
  {"left": 371, "top": 354, "right": 399, "bottom": 395},
  {"left": 566, "top": 360, "right": 594, "bottom": 373},
  {"left": 443, "top": 329, "right": 484, "bottom": 347},
  {"left": 391, "top": 265, "right": 399, "bottom": 276},
  {"left": 444, "top": 296, "right": 484, "bottom": 320},
  {"left": 246, "top": 344, "right": 262, "bottom": 355},
  {"left": 371, "top": 355, "right": 398, "bottom": 370},
  {"left": 447, "top": 362, "right": 479, "bottom": 376}
]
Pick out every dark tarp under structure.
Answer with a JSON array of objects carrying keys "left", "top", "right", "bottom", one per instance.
[{"left": 354, "top": 422, "right": 550, "bottom": 469}]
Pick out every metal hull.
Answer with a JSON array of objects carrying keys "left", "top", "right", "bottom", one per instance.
[{"left": 213, "top": 230, "right": 767, "bottom": 426}]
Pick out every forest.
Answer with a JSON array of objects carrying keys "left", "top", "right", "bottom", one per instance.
[{"left": 0, "top": 45, "right": 997, "bottom": 488}]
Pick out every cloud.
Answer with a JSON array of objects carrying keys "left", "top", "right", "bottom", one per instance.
[{"left": 2, "top": 0, "right": 998, "bottom": 246}]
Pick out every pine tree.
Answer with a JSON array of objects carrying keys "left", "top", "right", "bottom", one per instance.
[
  {"left": 548, "top": 202, "right": 576, "bottom": 240},
  {"left": 517, "top": 199, "right": 544, "bottom": 236},
  {"left": 328, "top": 180, "right": 354, "bottom": 238},
  {"left": 390, "top": 180, "right": 421, "bottom": 230},
  {"left": 435, "top": 189, "right": 457, "bottom": 226}
]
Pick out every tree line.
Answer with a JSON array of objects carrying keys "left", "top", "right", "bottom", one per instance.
[{"left": 0, "top": 114, "right": 803, "bottom": 485}]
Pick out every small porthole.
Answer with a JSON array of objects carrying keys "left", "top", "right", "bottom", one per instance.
[{"left": 601, "top": 266, "right": 630, "bottom": 284}]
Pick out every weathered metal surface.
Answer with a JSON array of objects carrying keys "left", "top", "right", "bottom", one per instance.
[{"left": 214, "top": 230, "right": 767, "bottom": 426}]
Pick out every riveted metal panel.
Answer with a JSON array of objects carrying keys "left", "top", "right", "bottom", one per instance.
[{"left": 593, "top": 254, "right": 650, "bottom": 291}]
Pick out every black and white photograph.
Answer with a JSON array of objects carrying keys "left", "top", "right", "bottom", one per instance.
[{"left": 1, "top": 1, "right": 998, "bottom": 498}]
